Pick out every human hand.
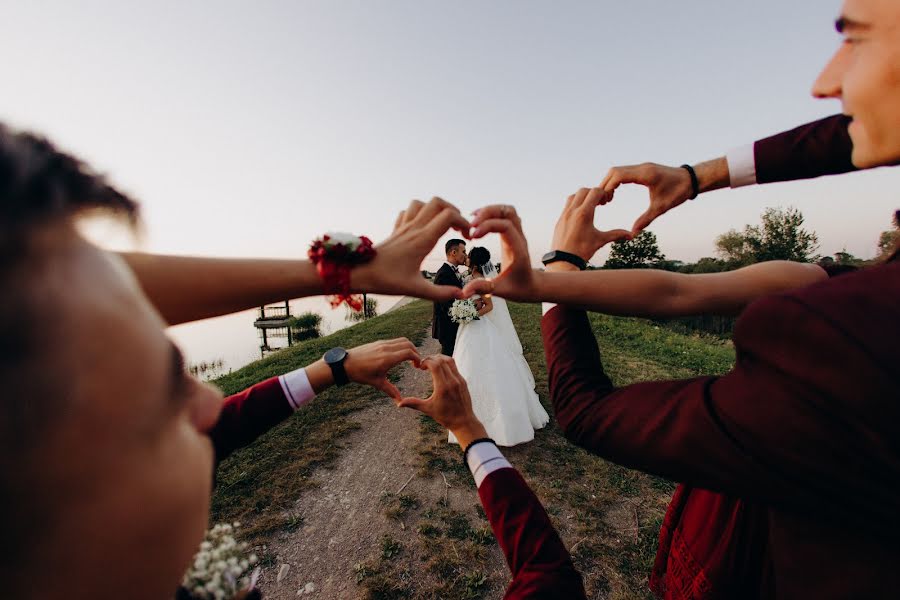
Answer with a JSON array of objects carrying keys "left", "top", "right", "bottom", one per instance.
[
  {"left": 343, "top": 338, "right": 422, "bottom": 400},
  {"left": 600, "top": 163, "right": 693, "bottom": 235},
  {"left": 396, "top": 355, "right": 485, "bottom": 444},
  {"left": 552, "top": 187, "right": 632, "bottom": 262},
  {"left": 353, "top": 197, "right": 471, "bottom": 302},
  {"left": 462, "top": 204, "right": 536, "bottom": 301}
]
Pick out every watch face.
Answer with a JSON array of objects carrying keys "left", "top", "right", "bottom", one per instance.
[{"left": 324, "top": 347, "right": 348, "bottom": 364}]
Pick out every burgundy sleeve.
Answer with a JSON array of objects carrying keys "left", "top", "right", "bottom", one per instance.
[
  {"left": 209, "top": 377, "right": 293, "bottom": 463},
  {"left": 754, "top": 114, "right": 856, "bottom": 184},
  {"left": 478, "top": 468, "right": 586, "bottom": 599},
  {"left": 540, "top": 287, "right": 897, "bottom": 517}
]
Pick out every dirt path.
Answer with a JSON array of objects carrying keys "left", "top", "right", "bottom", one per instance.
[{"left": 259, "top": 334, "right": 508, "bottom": 599}]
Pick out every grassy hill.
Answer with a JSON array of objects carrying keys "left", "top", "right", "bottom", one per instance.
[{"left": 209, "top": 299, "right": 736, "bottom": 599}]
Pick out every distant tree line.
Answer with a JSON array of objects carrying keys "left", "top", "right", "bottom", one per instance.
[{"left": 598, "top": 207, "right": 897, "bottom": 336}]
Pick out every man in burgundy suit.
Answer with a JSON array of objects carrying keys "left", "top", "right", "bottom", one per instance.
[{"left": 464, "top": 2, "right": 900, "bottom": 596}]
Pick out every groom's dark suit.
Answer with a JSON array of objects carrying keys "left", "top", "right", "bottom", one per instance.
[{"left": 432, "top": 263, "right": 463, "bottom": 356}]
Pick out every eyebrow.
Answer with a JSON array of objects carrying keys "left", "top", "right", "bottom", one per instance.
[{"left": 835, "top": 15, "right": 870, "bottom": 33}]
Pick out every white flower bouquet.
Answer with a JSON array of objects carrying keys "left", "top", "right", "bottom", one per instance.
[
  {"left": 449, "top": 298, "right": 479, "bottom": 324},
  {"left": 179, "top": 523, "right": 260, "bottom": 600}
]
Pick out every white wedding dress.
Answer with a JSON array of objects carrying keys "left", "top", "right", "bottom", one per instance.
[{"left": 448, "top": 281, "right": 549, "bottom": 446}]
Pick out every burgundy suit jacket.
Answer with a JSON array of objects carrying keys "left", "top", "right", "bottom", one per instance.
[
  {"left": 478, "top": 468, "right": 586, "bottom": 599},
  {"left": 210, "top": 377, "right": 293, "bottom": 463},
  {"left": 542, "top": 260, "right": 900, "bottom": 598},
  {"left": 753, "top": 114, "right": 856, "bottom": 184}
]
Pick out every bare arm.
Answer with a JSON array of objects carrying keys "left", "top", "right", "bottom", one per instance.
[
  {"left": 120, "top": 197, "right": 474, "bottom": 326},
  {"left": 467, "top": 195, "right": 826, "bottom": 315},
  {"left": 536, "top": 261, "right": 827, "bottom": 317},
  {"left": 121, "top": 253, "right": 321, "bottom": 326}
]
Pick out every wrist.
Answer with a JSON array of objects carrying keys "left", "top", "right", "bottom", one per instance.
[
  {"left": 451, "top": 420, "right": 488, "bottom": 450},
  {"left": 305, "top": 359, "right": 335, "bottom": 394},
  {"left": 545, "top": 262, "right": 581, "bottom": 273},
  {"left": 694, "top": 157, "right": 730, "bottom": 194}
]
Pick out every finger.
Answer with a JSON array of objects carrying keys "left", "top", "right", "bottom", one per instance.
[
  {"left": 470, "top": 204, "right": 521, "bottom": 228},
  {"left": 631, "top": 209, "right": 657, "bottom": 235},
  {"left": 596, "top": 228, "right": 633, "bottom": 246},
  {"left": 404, "top": 199, "right": 425, "bottom": 222},
  {"left": 571, "top": 187, "right": 592, "bottom": 209},
  {"left": 393, "top": 210, "right": 405, "bottom": 231},
  {"left": 424, "top": 206, "right": 473, "bottom": 241},
  {"left": 471, "top": 218, "right": 526, "bottom": 247},
  {"left": 461, "top": 278, "right": 494, "bottom": 298},
  {"left": 397, "top": 396, "right": 428, "bottom": 411},
  {"left": 601, "top": 165, "right": 645, "bottom": 193},
  {"left": 416, "top": 281, "right": 465, "bottom": 302},
  {"left": 384, "top": 348, "right": 423, "bottom": 370},
  {"left": 373, "top": 379, "right": 402, "bottom": 401},
  {"left": 585, "top": 187, "right": 610, "bottom": 207}
]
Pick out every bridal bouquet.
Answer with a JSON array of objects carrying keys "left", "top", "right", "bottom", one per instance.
[
  {"left": 449, "top": 299, "right": 479, "bottom": 324},
  {"left": 178, "top": 523, "right": 260, "bottom": 600}
]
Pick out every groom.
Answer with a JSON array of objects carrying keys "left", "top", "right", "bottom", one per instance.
[{"left": 432, "top": 238, "right": 467, "bottom": 355}]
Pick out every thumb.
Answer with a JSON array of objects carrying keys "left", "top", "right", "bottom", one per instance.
[
  {"left": 461, "top": 278, "right": 494, "bottom": 298},
  {"left": 598, "top": 228, "right": 633, "bottom": 246},
  {"left": 397, "top": 396, "right": 427, "bottom": 411},
  {"left": 631, "top": 209, "right": 655, "bottom": 236},
  {"left": 373, "top": 379, "right": 402, "bottom": 401}
]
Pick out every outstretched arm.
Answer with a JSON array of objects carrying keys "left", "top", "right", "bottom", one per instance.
[
  {"left": 600, "top": 114, "right": 855, "bottom": 234},
  {"left": 122, "top": 197, "right": 471, "bottom": 326},
  {"left": 211, "top": 338, "right": 421, "bottom": 463},
  {"left": 466, "top": 193, "right": 826, "bottom": 314}
]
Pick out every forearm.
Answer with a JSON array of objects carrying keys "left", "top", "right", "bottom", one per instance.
[
  {"left": 121, "top": 253, "right": 323, "bottom": 326},
  {"left": 693, "top": 156, "right": 731, "bottom": 194}
]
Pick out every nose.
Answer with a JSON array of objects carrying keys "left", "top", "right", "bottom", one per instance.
[
  {"left": 189, "top": 381, "right": 224, "bottom": 433},
  {"left": 812, "top": 43, "right": 847, "bottom": 100}
]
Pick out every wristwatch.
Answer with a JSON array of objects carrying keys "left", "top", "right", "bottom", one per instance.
[
  {"left": 323, "top": 347, "right": 350, "bottom": 386},
  {"left": 541, "top": 250, "right": 587, "bottom": 271}
]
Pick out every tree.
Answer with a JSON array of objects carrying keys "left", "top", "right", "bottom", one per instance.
[
  {"left": 604, "top": 231, "right": 666, "bottom": 269},
  {"left": 715, "top": 207, "right": 819, "bottom": 265},
  {"left": 877, "top": 211, "right": 899, "bottom": 259}
]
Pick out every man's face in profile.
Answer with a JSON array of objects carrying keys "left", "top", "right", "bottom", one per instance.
[
  {"left": 814, "top": 0, "right": 900, "bottom": 168},
  {"left": 33, "top": 227, "right": 224, "bottom": 598}
]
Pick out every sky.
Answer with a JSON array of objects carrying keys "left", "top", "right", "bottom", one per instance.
[{"left": 3, "top": 0, "right": 898, "bottom": 273}]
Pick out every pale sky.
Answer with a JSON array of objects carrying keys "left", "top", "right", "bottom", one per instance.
[{"left": 3, "top": 0, "right": 898, "bottom": 269}]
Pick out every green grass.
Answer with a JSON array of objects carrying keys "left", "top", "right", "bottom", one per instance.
[
  {"left": 209, "top": 300, "right": 433, "bottom": 540},
  {"left": 209, "top": 298, "right": 737, "bottom": 599},
  {"left": 408, "top": 303, "right": 735, "bottom": 599}
]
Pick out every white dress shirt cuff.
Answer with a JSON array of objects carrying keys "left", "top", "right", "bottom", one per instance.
[
  {"left": 726, "top": 144, "right": 757, "bottom": 188},
  {"left": 466, "top": 442, "right": 513, "bottom": 488},
  {"left": 278, "top": 367, "right": 316, "bottom": 412},
  {"left": 542, "top": 303, "right": 557, "bottom": 316}
]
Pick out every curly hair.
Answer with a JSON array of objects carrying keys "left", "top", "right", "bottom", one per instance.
[{"left": 468, "top": 246, "right": 492, "bottom": 274}]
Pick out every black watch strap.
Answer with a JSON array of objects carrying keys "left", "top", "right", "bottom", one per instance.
[
  {"left": 541, "top": 249, "right": 587, "bottom": 270},
  {"left": 324, "top": 347, "right": 350, "bottom": 386}
]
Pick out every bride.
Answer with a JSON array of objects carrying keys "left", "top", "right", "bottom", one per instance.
[{"left": 449, "top": 247, "right": 549, "bottom": 446}]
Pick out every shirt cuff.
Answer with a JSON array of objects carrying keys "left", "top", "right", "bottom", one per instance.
[
  {"left": 542, "top": 303, "right": 557, "bottom": 316},
  {"left": 726, "top": 144, "right": 757, "bottom": 188},
  {"left": 466, "top": 442, "right": 513, "bottom": 488},
  {"left": 278, "top": 367, "right": 316, "bottom": 412}
]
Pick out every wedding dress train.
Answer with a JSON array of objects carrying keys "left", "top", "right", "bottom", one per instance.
[{"left": 448, "top": 296, "right": 549, "bottom": 446}]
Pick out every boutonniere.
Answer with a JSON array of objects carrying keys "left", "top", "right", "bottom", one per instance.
[{"left": 178, "top": 523, "right": 260, "bottom": 600}]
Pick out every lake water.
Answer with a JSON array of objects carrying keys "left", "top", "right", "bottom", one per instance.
[{"left": 167, "top": 294, "right": 404, "bottom": 376}]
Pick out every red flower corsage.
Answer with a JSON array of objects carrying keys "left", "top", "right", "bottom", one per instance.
[{"left": 308, "top": 232, "right": 377, "bottom": 310}]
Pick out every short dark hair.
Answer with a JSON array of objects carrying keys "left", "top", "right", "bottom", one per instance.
[
  {"left": 445, "top": 238, "right": 465, "bottom": 255},
  {"left": 0, "top": 123, "right": 139, "bottom": 584},
  {"left": 468, "top": 246, "right": 491, "bottom": 273}
]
